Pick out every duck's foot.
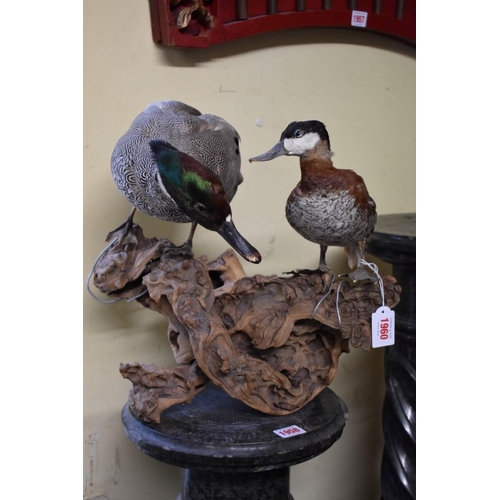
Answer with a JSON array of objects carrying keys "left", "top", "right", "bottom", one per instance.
[
  {"left": 163, "top": 241, "right": 194, "bottom": 258},
  {"left": 106, "top": 207, "right": 137, "bottom": 244},
  {"left": 341, "top": 267, "right": 378, "bottom": 283},
  {"left": 284, "top": 265, "right": 330, "bottom": 277}
]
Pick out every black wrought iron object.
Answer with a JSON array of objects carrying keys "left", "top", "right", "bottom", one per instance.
[
  {"left": 366, "top": 213, "right": 416, "bottom": 500},
  {"left": 122, "top": 382, "right": 348, "bottom": 500}
]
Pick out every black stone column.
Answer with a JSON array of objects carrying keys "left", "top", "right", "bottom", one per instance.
[
  {"left": 122, "top": 382, "right": 348, "bottom": 500},
  {"left": 366, "top": 213, "right": 416, "bottom": 500}
]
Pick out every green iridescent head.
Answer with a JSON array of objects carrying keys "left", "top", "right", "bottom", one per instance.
[
  {"left": 150, "top": 139, "right": 229, "bottom": 231},
  {"left": 149, "top": 139, "right": 261, "bottom": 264}
]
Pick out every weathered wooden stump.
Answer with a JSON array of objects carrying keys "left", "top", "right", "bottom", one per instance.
[{"left": 91, "top": 220, "right": 401, "bottom": 423}]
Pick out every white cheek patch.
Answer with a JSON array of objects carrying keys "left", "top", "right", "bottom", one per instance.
[
  {"left": 284, "top": 133, "right": 320, "bottom": 155},
  {"left": 226, "top": 215, "right": 232, "bottom": 222}
]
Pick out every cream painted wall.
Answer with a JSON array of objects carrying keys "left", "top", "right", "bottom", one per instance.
[{"left": 83, "top": 2, "right": 415, "bottom": 499}]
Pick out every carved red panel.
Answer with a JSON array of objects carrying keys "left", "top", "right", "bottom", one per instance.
[{"left": 149, "top": 0, "right": 415, "bottom": 48}]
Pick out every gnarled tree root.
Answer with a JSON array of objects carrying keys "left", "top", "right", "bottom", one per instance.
[{"left": 91, "top": 221, "right": 400, "bottom": 422}]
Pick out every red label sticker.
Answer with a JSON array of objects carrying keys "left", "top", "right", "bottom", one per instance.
[
  {"left": 351, "top": 11, "right": 368, "bottom": 28},
  {"left": 273, "top": 425, "right": 306, "bottom": 438}
]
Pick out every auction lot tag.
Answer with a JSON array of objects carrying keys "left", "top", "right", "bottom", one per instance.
[
  {"left": 273, "top": 425, "right": 306, "bottom": 438},
  {"left": 372, "top": 306, "right": 395, "bottom": 348},
  {"left": 351, "top": 10, "right": 368, "bottom": 27}
]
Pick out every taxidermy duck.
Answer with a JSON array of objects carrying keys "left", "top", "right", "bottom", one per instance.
[
  {"left": 249, "top": 120, "right": 376, "bottom": 280},
  {"left": 110, "top": 100, "right": 261, "bottom": 264}
]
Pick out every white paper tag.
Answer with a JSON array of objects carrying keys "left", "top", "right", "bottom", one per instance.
[
  {"left": 372, "top": 306, "right": 395, "bottom": 348},
  {"left": 351, "top": 11, "right": 368, "bottom": 28},
  {"left": 273, "top": 425, "right": 306, "bottom": 438}
]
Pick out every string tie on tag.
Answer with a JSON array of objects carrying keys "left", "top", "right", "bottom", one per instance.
[
  {"left": 359, "top": 258, "right": 385, "bottom": 308},
  {"left": 86, "top": 237, "right": 148, "bottom": 304},
  {"left": 310, "top": 273, "right": 335, "bottom": 320},
  {"left": 335, "top": 280, "right": 347, "bottom": 329}
]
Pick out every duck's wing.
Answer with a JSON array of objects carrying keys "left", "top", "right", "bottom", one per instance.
[{"left": 148, "top": 102, "right": 243, "bottom": 201}]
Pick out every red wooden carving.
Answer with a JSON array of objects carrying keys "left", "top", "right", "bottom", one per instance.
[{"left": 149, "top": 0, "right": 415, "bottom": 48}]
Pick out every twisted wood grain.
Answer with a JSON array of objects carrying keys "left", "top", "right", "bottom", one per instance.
[{"left": 92, "top": 221, "right": 400, "bottom": 422}]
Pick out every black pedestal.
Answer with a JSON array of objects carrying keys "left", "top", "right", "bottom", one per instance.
[
  {"left": 122, "top": 382, "right": 348, "bottom": 500},
  {"left": 366, "top": 213, "right": 416, "bottom": 500}
]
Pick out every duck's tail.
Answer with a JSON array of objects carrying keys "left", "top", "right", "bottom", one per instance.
[{"left": 344, "top": 241, "right": 366, "bottom": 269}]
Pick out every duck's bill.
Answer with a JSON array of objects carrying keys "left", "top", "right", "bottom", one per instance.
[
  {"left": 217, "top": 218, "right": 262, "bottom": 264},
  {"left": 249, "top": 141, "right": 287, "bottom": 162}
]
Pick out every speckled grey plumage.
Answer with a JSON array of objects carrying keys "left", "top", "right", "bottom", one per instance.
[
  {"left": 111, "top": 101, "right": 243, "bottom": 223},
  {"left": 286, "top": 189, "right": 376, "bottom": 247}
]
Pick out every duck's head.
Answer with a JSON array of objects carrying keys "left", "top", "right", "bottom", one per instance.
[
  {"left": 149, "top": 140, "right": 261, "bottom": 264},
  {"left": 249, "top": 120, "right": 332, "bottom": 162}
]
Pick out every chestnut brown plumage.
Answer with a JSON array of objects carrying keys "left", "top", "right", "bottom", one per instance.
[{"left": 250, "top": 120, "right": 376, "bottom": 280}]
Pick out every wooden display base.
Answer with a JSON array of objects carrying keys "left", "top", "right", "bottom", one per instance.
[{"left": 90, "top": 220, "right": 400, "bottom": 422}]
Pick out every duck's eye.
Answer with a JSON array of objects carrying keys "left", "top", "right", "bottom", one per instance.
[
  {"left": 194, "top": 202, "right": 206, "bottom": 212},
  {"left": 294, "top": 130, "right": 303, "bottom": 138}
]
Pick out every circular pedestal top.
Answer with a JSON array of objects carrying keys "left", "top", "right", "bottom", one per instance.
[
  {"left": 367, "top": 213, "right": 416, "bottom": 263},
  {"left": 122, "top": 383, "right": 348, "bottom": 472},
  {"left": 373, "top": 213, "right": 416, "bottom": 239}
]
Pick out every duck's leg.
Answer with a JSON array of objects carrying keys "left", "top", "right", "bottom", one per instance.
[
  {"left": 164, "top": 222, "right": 197, "bottom": 257},
  {"left": 185, "top": 222, "right": 198, "bottom": 248},
  {"left": 344, "top": 242, "right": 378, "bottom": 283},
  {"left": 106, "top": 207, "right": 137, "bottom": 242},
  {"left": 318, "top": 244, "right": 330, "bottom": 273},
  {"left": 284, "top": 244, "right": 331, "bottom": 276}
]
